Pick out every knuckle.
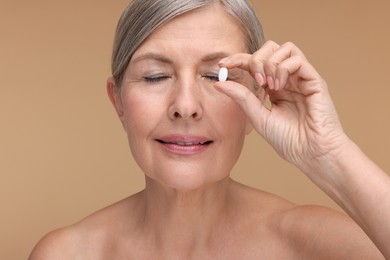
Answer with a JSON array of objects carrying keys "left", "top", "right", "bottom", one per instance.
[
  {"left": 264, "top": 58, "right": 277, "bottom": 69},
  {"left": 264, "top": 40, "right": 279, "bottom": 48},
  {"left": 252, "top": 50, "right": 264, "bottom": 61},
  {"left": 291, "top": 55, "right": 304, "bottom": 63},
  {"left": 278, "top": 62, "right": 289, "bottom": 71},
  {"left": 282, "top": 41, "right": 296, "bottom": 48},
  {"left": 249, "top": 57, "right": 263, "bottom": 70}
]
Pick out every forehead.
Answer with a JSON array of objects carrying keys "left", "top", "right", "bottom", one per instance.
[{"left": 132, "top": 3, "right": 247, "bottom": 62}]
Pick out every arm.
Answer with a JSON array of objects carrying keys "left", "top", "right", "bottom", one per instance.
[
  {"left": 318, "top": 139, "right": 390, "bottom": 257},
  {"left": 214, "top": 40, "right": 390, "bottom": 258}
]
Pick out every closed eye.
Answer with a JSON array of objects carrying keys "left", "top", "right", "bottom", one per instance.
[
  {"left": 144, "top": 75, "right": 170, "bottom": 83},
  {"left": 203, "top": 74, "right": 219, "bottom": 82}
]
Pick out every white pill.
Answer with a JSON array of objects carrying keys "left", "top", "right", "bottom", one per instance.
[{"left": 218, "top": 67, "right": 228, "bottom": 82}]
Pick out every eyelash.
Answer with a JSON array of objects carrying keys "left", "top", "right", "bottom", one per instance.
[
  {"left": 204, "top": 75, "right": 219, "bottom": 82},
  {"left": 143, "top": 74, "right": 221, "bottom": 83},
  {"left": 143, "top": 76, "right": 170, "bottom": 83}
]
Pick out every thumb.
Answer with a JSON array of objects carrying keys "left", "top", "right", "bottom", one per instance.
[{"left": 214, "top": 81, "right": 269, "bottom": 136}]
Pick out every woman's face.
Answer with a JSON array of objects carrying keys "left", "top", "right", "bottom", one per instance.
[{"left": 109, "top": 4, "right": 253, "bottom": 191}]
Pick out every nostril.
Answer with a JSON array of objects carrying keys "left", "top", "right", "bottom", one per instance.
[{"left": 172, "top": 111, "right": 199, "bottom": 119}]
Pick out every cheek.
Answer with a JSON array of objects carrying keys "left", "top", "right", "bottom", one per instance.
[
  {"left": 210, "top": 99, "right": 247, "bottom": 171},
  {"left": 215, "top": 97, "right": 248, "bottom": 131},
  {"left": 213, "top": 97, "right": 249, "bottom": 147},
  {"left": 119, "top": 90, "right": 164, "bottom": 172},
  {"left": 120, "top": 89, "right": 163, "bottom": 136}
]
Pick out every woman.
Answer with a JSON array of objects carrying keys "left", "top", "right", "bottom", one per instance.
[{"left": 30, "top": 0, "right": 390, "bottom": 259}]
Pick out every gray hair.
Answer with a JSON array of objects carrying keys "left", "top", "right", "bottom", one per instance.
[{"left": 111, "top": 0, "right": 265, "bottom": 87}]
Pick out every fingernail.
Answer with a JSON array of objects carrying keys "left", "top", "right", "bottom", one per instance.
[
  {"left": 255, "top": 73, "right": 265, "bottom": 86},
  {"left": 218, "top": 58, "right": 228, "bottom": 65},
  {"left": 275, "top": 78, "right": 280, "bottom": 90},
  {"left": 267, "top": 76, "right": 274, "bottom": 89}
]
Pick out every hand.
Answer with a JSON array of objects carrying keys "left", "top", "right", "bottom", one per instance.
[{"left": 215, "top": 41, "right": 349, "bottom": 175}]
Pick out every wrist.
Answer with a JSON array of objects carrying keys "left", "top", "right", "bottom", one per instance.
[{"left": 299, "top": 135, "right": 360, "bottom": 196}]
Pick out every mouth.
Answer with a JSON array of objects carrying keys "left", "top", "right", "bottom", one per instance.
[
  {"left": 156, "top": 140, "right": 213, "bottom": 146},
  {"left": 155, "top": 135, "right": 214, "bottom": 155}
]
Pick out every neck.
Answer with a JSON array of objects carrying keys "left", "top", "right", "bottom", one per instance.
[{"left": 137, "top": 177, "right": 236, "bottom": 253}]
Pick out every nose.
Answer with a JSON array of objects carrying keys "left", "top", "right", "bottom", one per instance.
[{"left": 168, "top": 77, "right": 203, "bottom": 121}]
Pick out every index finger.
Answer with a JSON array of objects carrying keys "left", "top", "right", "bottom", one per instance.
[
  {"left": 218, "top": 53, "right": 263, "bottom": 86},
  {"left": 218, "top": 53, "right": 252, "bottom": 71},
  {"left": 218, "top": 41, "right": 281, "bottom": 86}
]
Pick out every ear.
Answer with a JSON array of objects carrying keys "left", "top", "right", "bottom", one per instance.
[{"left": 106, "top": 76, "right": 125, "bottom": 125}]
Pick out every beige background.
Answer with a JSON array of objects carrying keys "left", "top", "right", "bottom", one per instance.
[{"left": 1, "top": 1, "right": 389, "bottom": 259}]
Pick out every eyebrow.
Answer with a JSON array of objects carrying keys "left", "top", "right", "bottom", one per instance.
[
  {"left": 131, "top": 52, "right": 230, "bottom": 64},
  {"left": 201, "top": 52, "right": 229, "bottom": 62},
  {"left": 132, "top": 53, "right": 173, "bottom": 64}
]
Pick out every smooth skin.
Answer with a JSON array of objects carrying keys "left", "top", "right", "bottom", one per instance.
[{"left": 29, "top": 3, "right": 388, "bottom": 259}]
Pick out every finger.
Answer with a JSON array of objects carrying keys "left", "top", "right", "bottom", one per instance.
[
  {"left": 219, "top": 41, "right": 281, "bottom": 86},
  {"left": 218, "top": 53, "right": 252, "bottom": 71},
  {"left": 276, "top": 56, "right": 322, "bottom": 94},
  {"left": 219, "top": 53, "right": 265, "bottom": 87},
  {"left": 264, "top": 42, "right": 307, "bottom": 89},
  {"left": 214, "top": 81, "right": 269, "bottom": 135},
  {"left": 250, "top": 40, "right": 280, "bottom": 84},
  {"left": 269, "top": 42, "right": 307, "bottom": 64}
]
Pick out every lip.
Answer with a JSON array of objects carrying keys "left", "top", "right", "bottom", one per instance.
[{"left": 156, "top": 134, "right": 213, "bottom": 156}]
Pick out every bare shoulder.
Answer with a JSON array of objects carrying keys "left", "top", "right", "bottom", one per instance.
[
  {"left": 28, "top": 226, "right": 80, "bottom": 260},
  {"left": 232, "top": 183, "right": 383, "bottom": 258},
  {"left": 276, "top": 204, "right": 384, "bottom": 259},
  {"left": 28, "top": 211, "right": 109, "bottom": 260},
  {"left": 29, "top": 193, "right": 142, "bottom": 260}
]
